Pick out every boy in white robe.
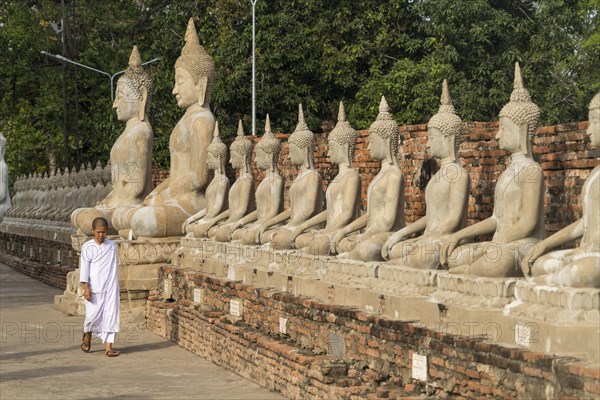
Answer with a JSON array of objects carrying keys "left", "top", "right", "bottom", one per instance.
[{"left": 80, "top": 217, "right": 120, "bottom": 357}]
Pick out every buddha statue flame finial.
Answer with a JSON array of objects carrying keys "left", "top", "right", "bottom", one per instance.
[
  {"left": 499, "top": 62, "right": 540, "bottom": 142},
  {"left": 428, "top": 79, "right": 462, "bottom": 150},
  {"left": 289, "top": 103, "right": 315, "bottom": 150},
  {"left": 369, "top": 96, "right": 399, "bottom": 156},
  {"left": 257, "top": 114, "right": 281, "bottom": 158},
  {"left": 207, "top": 121, "right": 227, "bottom": 160},
  {"left": 329, "top": 101, "right": 357, "bottom": 158},
  {"left": 230, "top": 120, "right": 253, "bottom": 157}
]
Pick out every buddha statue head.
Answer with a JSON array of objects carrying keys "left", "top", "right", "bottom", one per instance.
[
  {"left": 229, "top": 120, "right": 253, "bottom": 171},
  {"left": 256, "top": 114, "right": 281, "bottom": 172},
  {"left": 113, "top": 46, "right": 152, "bottom": 122},
  {"left": 588, "top": 92, "right": 600, "bottom": 147},
  {"left": 328, "top": 101, "right": 357, "bottom": 168},
  {"left": 427, "top": 79, "right": 462, "bottom": 161},
  {"left": 288, "top": 104, "right": 315, "bottom": 168},
  {"left": 498, "top": 62, "right": 540, "bottom": 157},
  {"left": 368, "top": 96, "right": 399, "bottom": 164},
  {"left": 173, "top": 18, "right": 215, "bottom": 109},
  {"left": 206, "top": 121, "right": 227, "bottom": 172}
]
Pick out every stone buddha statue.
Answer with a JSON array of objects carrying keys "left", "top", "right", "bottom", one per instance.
[
  {"left": 378, "top": 81, "right": 469, "bottom": 267},
  {"left": 0, "top": 133, "right": 11, "bottom": 222},
  {"left": 274, "top": 102, "right": 361, "bottom": 254},
  {"left": 330, "top": 96, "right": 405, "bottom": 261},
  {"left": 521, "top": 92, "right": 600, "bottom": 287},
  {"left": 72, "top": 45, "right": 153, "bottom": 236},
  {"left": 258, "top": 104, "right": 324, "bottom": 245},
  {"left": 117, "top": 18, "right": 216, "bottom": 238},
  {"left": 206, "top": 121, "right": 255, "bottom": 241},
  {"left": 229, "top": 115, "right": 284, "bottom": 244},
  {"left": 182, "top": 121, "right": 230, "bottom": 237},
  {"left": 440, "top": 63, "right": 545, "bottom": 277}
]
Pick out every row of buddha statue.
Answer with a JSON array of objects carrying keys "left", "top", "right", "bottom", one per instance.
[
  {"left": 3, "top": 18, "right": 596, "bottom": 289},
  {"left": 4, "top": 161, "right": 111, "bottom": 222}
]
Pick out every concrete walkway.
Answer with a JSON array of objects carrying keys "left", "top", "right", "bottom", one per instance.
[{"left": 0, "top": 263, "right": 283, "bottom": 400}]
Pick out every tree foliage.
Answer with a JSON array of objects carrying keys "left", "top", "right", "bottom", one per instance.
[{"left": 1, "top": 0, "right": 598, "bottom": 179}]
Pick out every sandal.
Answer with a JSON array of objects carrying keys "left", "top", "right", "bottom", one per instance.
[
  {"left": 105, "top": 350, "right": 120, "bottom": 357},
  {"left": 80, "top": 333, "right": 91, "bottom": 353}
]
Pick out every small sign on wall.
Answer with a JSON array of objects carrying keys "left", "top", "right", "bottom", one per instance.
[
  {"left": 230, "top": 299, "right": 241, "bottom": 317},
  {"left": 412, "top": 353, "right": 427, "bottom": 381},
  {"left": 193, "top": 288, "right": 202, "bottom": 303},
  {"left": 227, "top": 265, "right": 235, "bottom": 280},
  {"left": 279, "top": 317, "right": 288, "bottom": 334}
]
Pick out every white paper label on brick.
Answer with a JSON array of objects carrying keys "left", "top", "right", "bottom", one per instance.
[
  {"left": 193, "top": 288, "right": 202, "bottom": 303},
  {"left": 412, "top": 353, "right": 427, "bottom": 381},
  {"left": 514, "top": 322, "right": 533, "bottom": 346},
  {"left": 230, "top": 300, "right": 241, "bottom": 316},
  {"left": 279, "top": 317, "right": 287, "bottom": 334}
]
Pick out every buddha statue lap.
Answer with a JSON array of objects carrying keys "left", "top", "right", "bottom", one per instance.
[
  {"left": 379, "top": 80, "right": 470, "bottom": 268},
  {"left": 440, "top": 63, "right": 545, "bottom": 277},
  {"left": 116, "top": 19, "right": 216, "bottom": 238},
  {"left": 521, "top": 92, "right": 600, "bottom": 288},
  {"left": 71, "top": 46, "right": 153, "bottom": 235},
  {"left": 257, "top": 104, "right": 324, "bottom": 247},
  {"left": 229, "top": 115, "right": 284, "bottom": 245},
  {"left": 330, "top": 96, "right": 405, "bottom": 261}
]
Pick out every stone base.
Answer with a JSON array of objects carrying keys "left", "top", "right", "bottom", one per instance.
[
  {"left": 432, "top": 273, "right": 521, "bottom": 308},
  {"left": 505, "top": 281, "right": 600, "bottom": 324}
]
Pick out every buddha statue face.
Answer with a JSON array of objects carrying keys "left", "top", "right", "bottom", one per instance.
[
  {"left": 255, "top": 148, "right": 271, "bottom": 171},
  {"left": 497, "top": 116, "right": 524, "bottom": 154},
  {"left": 367, "top": 132, "right": 386, "bottom": 161},
  {"left": 230, "top": 152, "right": 243, "bottom": 170},
  {"left": 206, "top": 152, "right": 218, "bottom": 171},
  {"left": 327, "top": 140, "right": 345, "bottom": 165},
  {"left": 113, "top": 81, "right": 140, "bottom": 122},
  {"left": 427, "top": 127, "right": 448, "bottom": 159},
  {"left": 288, "top": 143, "right": 304, "bottom": 166},
  {"left": 587, "top": 98, "right": 600, "bottom": 147},
  {"left": 173, "top": 68, "right": 199, "bottom": 109}
]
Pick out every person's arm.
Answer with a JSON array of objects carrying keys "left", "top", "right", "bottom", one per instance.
[{"left": 79, "top": 246, "right": 92, "bottom": 301}]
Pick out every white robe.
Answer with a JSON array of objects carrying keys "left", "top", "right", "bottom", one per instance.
[{"left": 80, "top": 238, "right": 120, "bottom": 343}]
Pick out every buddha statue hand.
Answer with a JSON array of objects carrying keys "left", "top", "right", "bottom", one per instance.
[
  {"left": 439, "top": 234, "right": 459, "bottom": 267},
  {"left": 330, "top": 231, "right": 347, "bottom": 255},
  {"left": 382, "top": 230, "right": 408, "bottom": 260},
  {"left": 521, "top": 242, "right": 546, "bottom": 277}
]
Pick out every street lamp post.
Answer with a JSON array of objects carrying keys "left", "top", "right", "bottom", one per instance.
[
  {"left": 251, "top": 0, "right": 258, "bottom": 136},
  {"left": 40, "top": 51, "right": 160, "bottom": 101}
]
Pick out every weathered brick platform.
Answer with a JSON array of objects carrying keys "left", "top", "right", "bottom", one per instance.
[{"left": 148, "top": 265, "right": 600, "bottom": 399}]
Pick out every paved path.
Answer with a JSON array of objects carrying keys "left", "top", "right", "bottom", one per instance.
[{"left": 0, "top": 263, "right": 283, "bottom": 400}]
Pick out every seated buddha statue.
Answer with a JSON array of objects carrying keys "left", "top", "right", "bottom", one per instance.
[
  {"left": 229, "top": 115, "right": 284, "bottom": 244},
  {"left": 116, "top": 19, "right": 216, "bottom": 238},
  {"left": 191, "top": 121, "right": 255, "bottom": 240},
  {"left": 71, "top": 46, "right": 153, "bottom": 236},
  {"left": 380, "top": 80, "right": 470, "bottom": 267},
  {"left": 257, "top": 104, "right": 324, "bottom": 246},
  {"left": 182, "top": 121, "right": 230, "bottom": 237},
  {"left": 330, "top": 96, "right": 405, "bottom": 261},
  {"left": 275, "top": 102, "right": 361, "bottom": 254},
  {"left": 521, "top": 92, "right": 600, "bottom": 287},
  {"left": 440, "top": 63, "right": 545, "bottom": 277}
]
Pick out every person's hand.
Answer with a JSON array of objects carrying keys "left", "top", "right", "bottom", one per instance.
[
  {"left": 83, "top": 286, "right": 91, "bottom": 301},
  {"left": 521, "top": 243, "right": 545, "bottom": 277}
]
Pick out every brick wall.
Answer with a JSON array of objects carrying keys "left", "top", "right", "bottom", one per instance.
[
  {"left": 0, "top": 232, "right": 77, "bottom": 290},
  {"left": 152, "top": 121, "right": 597, "bottom": 237},
  {"left": 147, "top": 265, "right": 600, "bottom": 399}
]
